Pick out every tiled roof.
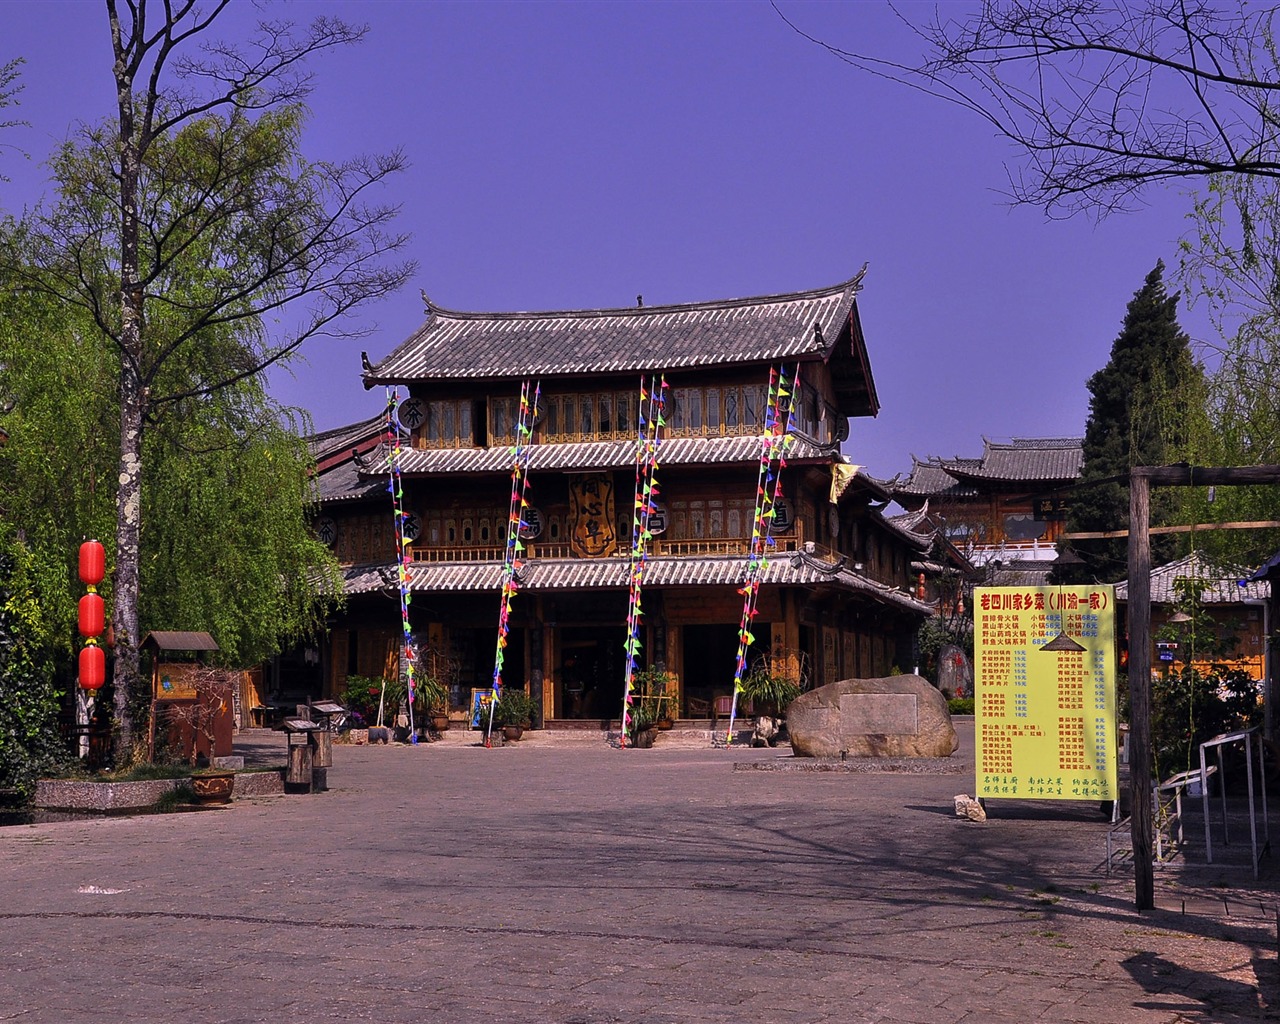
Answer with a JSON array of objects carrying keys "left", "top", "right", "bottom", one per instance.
[
  {"left": 894, "top": 458, "right": 978, "bottom": 499},
  {"left": 986, "top": 561, "right": 1055, "bottom": 589},
  {"left": 365, "top": 433, "right": 835, "bottom": 479},
  {"left": 893, "top": 438, "right": 1082, "bottom": 498},
  {"left": 941, "top": 437, "right": 1082, "bottom": 482},
  {"left": 142, "top": 631, "right": 219, "bottom": 651},
  {"left": 315, "top": 458, "right": 389, "bottom": 504},
  {"left": 341, "top": 553, "right": 931, "bottom": 615},
  {"left": 366, "top": 274, "right": 874, "bottom": 405},
  {"left": 875, "top": 509, "right": 932, "bottom": 550},
  {"left": 1114, "top": 551, "right": 1270, "bottom": 604},
  {"left": 307, "top": 413, "right": 386, "bottom": 463},
  {"left": 886, "top": 503, "right": 932, "bottom": 535}
]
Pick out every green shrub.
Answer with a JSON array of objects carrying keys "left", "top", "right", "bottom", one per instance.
[
  {"left": 738, "top": 666, "right": 801, "bottom": 713},
  {"left": 947, "top": 697, "right": 975, "bottom": 716},
  {"left": 0, "top": 539, "right": 73, "bottom": 801},
  {"left": 494, "top": 687, "right": 537, "bottom": 727},
  {"left": 1151, "top": 664, "right": 1261, "bottom": 774},
  {"left": 340, "top": 675, "right": 388, "bottom": 724}
]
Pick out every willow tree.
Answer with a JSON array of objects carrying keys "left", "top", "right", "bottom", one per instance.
[
  {"left": 0, "top": 279, "right": 341, "bottom": 769},
  {"left": 1177, "top": 173, "right": 1280, "bottom": 565},
  {"left": 3, "top": 2, "right": 413, "bottom": 757}
]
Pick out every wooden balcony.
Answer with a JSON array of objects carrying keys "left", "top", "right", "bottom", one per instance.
[{"left": 406, "top": 522, "right": 812, "bottom": 563}]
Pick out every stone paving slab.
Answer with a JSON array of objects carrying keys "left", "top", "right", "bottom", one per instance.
[{"left": 0, "top": 723, "right": 1275, "bottom": 1023}]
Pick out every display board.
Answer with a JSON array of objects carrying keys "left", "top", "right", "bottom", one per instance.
[{"left": 973, "top": 585, "right": 1118, "bottom": 803}]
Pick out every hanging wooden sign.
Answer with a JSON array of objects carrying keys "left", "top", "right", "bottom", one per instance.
[{"left": 569, "top": 473, "right": 617, "bottom": 557}]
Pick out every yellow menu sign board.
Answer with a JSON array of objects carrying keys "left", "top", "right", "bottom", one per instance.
[{"left": 974, "top": 585, "right": 1117, "bottom": 802}]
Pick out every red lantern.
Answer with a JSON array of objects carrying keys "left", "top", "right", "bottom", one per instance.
[
  {"left": 78, "top": 593, "right": 104, "bottom": 638},
  {"left": 79, "top": 540, "right": 105, "bottom": 587},
  {"left": 79, "top": 644, "right": 106, "bottom": 690}
]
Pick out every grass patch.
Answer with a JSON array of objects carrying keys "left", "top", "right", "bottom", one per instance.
[
  {"left": 154, "top": 785, "right": 195, "bottom": 811},
  {"left": 48, "top": 763, "right": 194, "bottom": 783}
]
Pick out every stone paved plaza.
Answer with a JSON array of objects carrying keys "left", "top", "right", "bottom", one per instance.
[{"left": 1, "top": 722, "right": 1275, "bottom": 1023}]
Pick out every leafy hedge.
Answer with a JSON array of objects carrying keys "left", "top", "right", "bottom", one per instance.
[{"left": 0, "top": 540, "right": 72, "bottom": 801}]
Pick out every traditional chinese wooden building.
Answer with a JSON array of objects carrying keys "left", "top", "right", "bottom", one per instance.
[
  {"left": 891, "top": 437, "right": 1083, "bottom": 586},
  {"left": 1116, "top": 551, "right": 1270, "bottom": 684},
  {"left": 312, "top": 273, "right": 932, "bottom": 725}
]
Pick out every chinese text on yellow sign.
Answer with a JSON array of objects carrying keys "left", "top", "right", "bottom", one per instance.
[{"left": 974, "top": 586, "right": 1117, "bottom": 802}]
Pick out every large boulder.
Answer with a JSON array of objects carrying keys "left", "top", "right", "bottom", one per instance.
[{"left": 788, "top": 675, "right": 958, "bottom": 758}]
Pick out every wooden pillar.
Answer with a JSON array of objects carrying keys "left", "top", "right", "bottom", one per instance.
[
  {"left": 781, "top": 591, "right": 801, "bottom": 682},
  {"left": 538, "top": 598, "right": 556, "bottom": 722},
  {"left": 1267, "top": 587, "right": 1277, "bottom": 743},
  {"left": 1128, "top": 469, "right": 1154, "bottom": 911}
]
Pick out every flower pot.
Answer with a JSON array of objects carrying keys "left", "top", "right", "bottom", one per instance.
[
  {"left": 502, "top": 724, "right": 523, "bottom": 742},
  {"left": 190, "top": 770, "right": 235, "bottom": 805},
  {"left": 430, "top": 714, "right": 450, "bottom": 733},
  {"left": 631, "top": 727, "right": 657, "bottom": 748},
  {"left": 656, "top": 717, "right": 674, "bottom": 731}
]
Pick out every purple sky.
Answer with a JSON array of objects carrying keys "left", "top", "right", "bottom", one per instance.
[{"left": 2, "top": 1, "right": 1211, "bottom": 480}]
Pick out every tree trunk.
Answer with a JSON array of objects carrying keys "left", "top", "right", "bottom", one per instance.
[
  {"left": 110, "top": 3, "right": 145, "bottom": 759},
  {"left": 112, "top": 354, "right": 144, "bottom": 757}
]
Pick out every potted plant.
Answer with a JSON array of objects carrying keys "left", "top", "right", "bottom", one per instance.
[
  {"left": 633, "top": 667, "right": 676, "bottom": 730},
  {"left": 626, "top": 701, "right": 658, "bottom": 747},
  {"left": 415, "top": 675, "right": 450, "bottom": 733},
  {"left": 341, "top": 674, "right": 391, "bottom": 741},
  {"left": 494, "top": 687, "right": 537, "bottom": 741},
  {"left": 738, "top": 660, "right": 802, "bottom": 747}
]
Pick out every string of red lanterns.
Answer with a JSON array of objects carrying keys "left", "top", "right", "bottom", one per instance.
[{"left": 77, "top": 540, "right": 106, "bottom": 691}]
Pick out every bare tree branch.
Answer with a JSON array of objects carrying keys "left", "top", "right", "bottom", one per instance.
[{"left": 775, "top": 0, "right": 1280, "bottom": 216}]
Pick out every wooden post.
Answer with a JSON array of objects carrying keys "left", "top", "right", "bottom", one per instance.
[
  {"left": 1128, "top": 469, "right": 1154, "bottom": 911},
  {"left": 286, "top": 731, "right": 313, "bottom": 786}
]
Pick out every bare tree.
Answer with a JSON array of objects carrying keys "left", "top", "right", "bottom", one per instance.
[
  {"left": 9, "top": 2, "right": 414, "bottom": 758},
  {"left": 0, "top": 57, "right": 28, "bottom": 178},
  {"left": 775, "top": 1, "right": 1280, "bottom": 216}
]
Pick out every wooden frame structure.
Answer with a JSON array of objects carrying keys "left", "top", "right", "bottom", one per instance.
[{"left": 1126, "top": 465, "right": 1280, "bottom": 909}]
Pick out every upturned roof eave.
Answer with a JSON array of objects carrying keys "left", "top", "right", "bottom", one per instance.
[{"left": 363, "top": 271, "right": 867, "bottom": 386}]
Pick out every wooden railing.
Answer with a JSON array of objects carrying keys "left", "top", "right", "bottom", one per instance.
[{"left": 406, "top": 522, "right": 816, "bottom": 563}]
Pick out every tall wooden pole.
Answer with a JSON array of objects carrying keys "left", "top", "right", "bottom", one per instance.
[{"left": 1127, "top": 469, "right": 1154, "bottom": 910}]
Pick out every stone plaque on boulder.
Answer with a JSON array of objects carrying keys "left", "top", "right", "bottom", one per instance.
[{"left": 788, "top": 675, "right": 958, "bottom": 758}]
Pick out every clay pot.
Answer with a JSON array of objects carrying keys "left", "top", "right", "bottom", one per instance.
[{"left": 190, "top": 770, "right": 235, "bottom": 804}]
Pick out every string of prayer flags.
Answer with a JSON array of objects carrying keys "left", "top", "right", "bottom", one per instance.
[
  {"left": 488, "top": 379, "right": 540, "bottom": 746},
  {"left": 619, "top": 373, "right": 667, "bottom": 746},
  {"left": 385, "top": 388, "right": 418, "bottom": 743},
  {"left": 725, "top": 364, "right": 798, "bottom": 744}
]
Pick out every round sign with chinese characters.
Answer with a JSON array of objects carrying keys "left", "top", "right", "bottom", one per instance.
[
  {"left": 401, "top": 510, "right": 422, "bottom": 543},
  {"left": 647, "top": 503, "right": 668, "bottom": 536},
  {"left": 519, "top": 506, "right": 544, "bottom": 540},
  {"left": 315, "top": 517, "right": 337, "bottom": 546},
  {"left": 396, "top": 396, "right": 426, "bottom": 431},
  {"left": 772, "top": 497, "right": 794, "bottom": 533}
]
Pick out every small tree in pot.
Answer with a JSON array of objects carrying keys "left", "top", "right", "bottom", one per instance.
[
  {"left": 494, "top": 688, "right": 537, "bottom": 741},
  {"left": 156, "top": 666, "right": 238, "bottom": 801}
]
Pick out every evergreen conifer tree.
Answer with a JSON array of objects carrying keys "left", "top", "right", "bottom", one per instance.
[{"left": 1066, "top": 262, "right": 1204, "bottom": 582}]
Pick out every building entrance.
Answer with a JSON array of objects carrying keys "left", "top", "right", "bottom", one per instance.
[
  {"left": 558, "top": 626, "right": 625, "bottom": 719},
  {"left": 681, "top": 623, "right": 742, "bottom": 716}
]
